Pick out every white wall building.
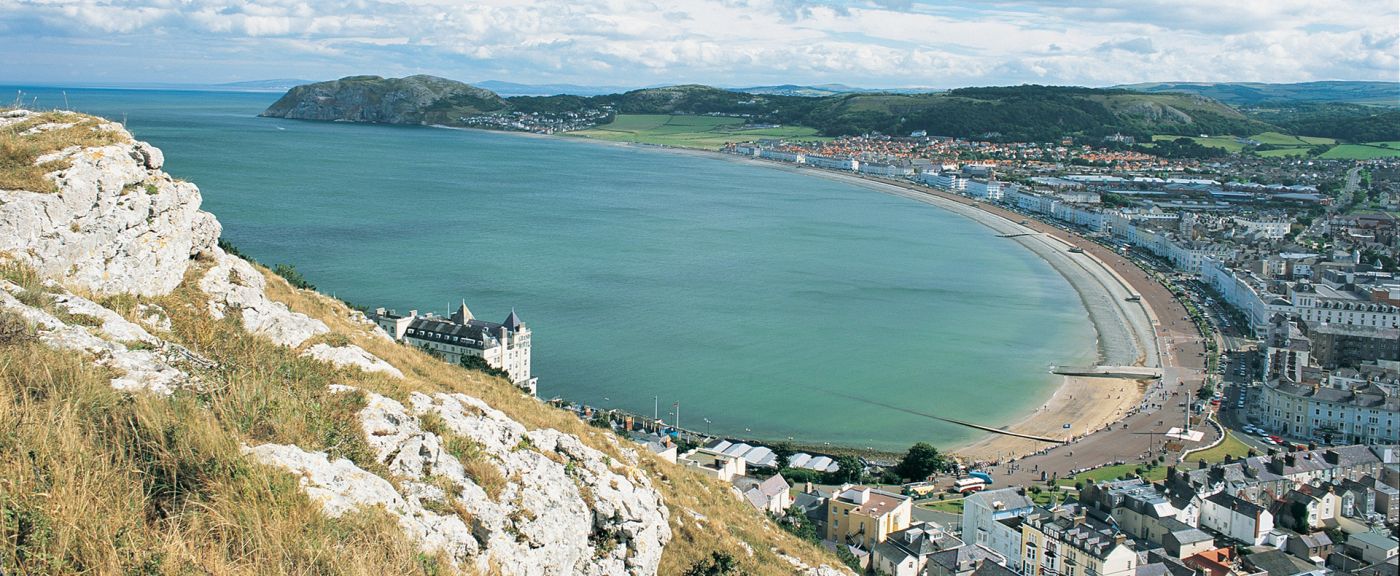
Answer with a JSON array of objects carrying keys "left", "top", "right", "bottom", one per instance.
[
  {"left": 1233, "top": 217, "right": 1292, "bottom": 240},
  {"left": 1256, "top": 380, "right": 1400, "bottom": 444},
  {"left": 1199, "top": 492, "right": 1274, "bottom": 546},
  {"left": 371, "top": 302, "right": 535, "bottom": 394}
]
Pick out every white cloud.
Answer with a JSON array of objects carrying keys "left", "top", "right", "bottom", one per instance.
[{"left": 0, "top": 0, "right": 1394, "bottom": 87}]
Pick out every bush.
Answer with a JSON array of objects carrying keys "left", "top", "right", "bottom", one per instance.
[{"left": 272, "top": 263, "right": 316, "bottom": 291}]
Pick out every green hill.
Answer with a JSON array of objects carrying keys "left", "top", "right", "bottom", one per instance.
[
  {"left": 1118, "top": 81, "right": 1400, "bottom": 107},
  {"left": 268, "top": 78, "right": 1298, "bottom": 143},
  {"left": 261, "top": 75, "right": 508, "bottom": 124}
]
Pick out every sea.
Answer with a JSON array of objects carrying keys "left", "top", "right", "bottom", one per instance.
[{"left": 7, "top": 86, "right": 1097, "bottom": 452}]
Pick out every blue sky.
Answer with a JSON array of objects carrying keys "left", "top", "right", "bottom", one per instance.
[{"left": 2, "top": 0, "right": 1397, "bottom": 88}]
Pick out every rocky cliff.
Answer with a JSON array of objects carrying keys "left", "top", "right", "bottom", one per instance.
[
  {"left": 260, "top": 75, "right": 508, "bottom": 125},
  {"left": 0, "top": 109, "right": 848, "bottom": 575}
]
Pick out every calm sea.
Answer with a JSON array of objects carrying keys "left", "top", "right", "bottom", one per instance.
[{"left": 9, "top": 86, "right": 1097, "bottom": 451}]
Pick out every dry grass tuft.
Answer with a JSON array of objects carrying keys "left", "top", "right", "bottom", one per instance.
[{"left": 0, "top": 110, "right": 129, "bottom": 193}]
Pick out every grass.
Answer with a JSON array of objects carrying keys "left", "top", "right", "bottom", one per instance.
[
  {"left": 1151, "top": 134, "right": 1246, "bottom": 153},
  {"left": 1319, "top": 144, "right": 1400, "bottom": 160},
  {"left": 1186, "top": 430, "right": 1253, "bottom": 465},
  {"left": 0, "top": 110, "right": 128, "bottom": 193},
  {"left": 1250, "top": 131, "right": 1335, "bottom": 146},
  {"left": 569, "top": 114, "right": 827, "bottom": 150},
  {"left": 0, "top": 250, "right": 845, "bottom": 575},
  {"left": 921, "top": 498, "right": 964, "bottom": 514},
  {"left": 1056, "top": 462, "right": 1169, "bottom": 487}
]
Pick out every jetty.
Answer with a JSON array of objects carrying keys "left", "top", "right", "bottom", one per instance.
[{"left": 1052, "top": 365, "right": 1163, "bottom": 379}]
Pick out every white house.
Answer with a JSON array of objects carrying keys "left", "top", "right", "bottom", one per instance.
[{"left": 1199, "top": 491, "right": 1274, "bottom": 545}]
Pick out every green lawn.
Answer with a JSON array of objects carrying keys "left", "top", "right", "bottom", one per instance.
[
  {"left": 1152, "top": 134, "right": 1246, "bottom": 153},
  {"left": 1187, "top": 430, "right": 1253, "bottom": 464},
  {"left": 1319, "top": 144, "right": 1400, "bottom": 160},
  {"left": 569, "top": 114, "right": 828, "bottom": 149},
  {"left": 1257, "top": 147, "right": 1312, "bottom": 158},
  {"left": 1056, "top": 462, "right": 1169, "bottom": 487},
  {"left": 921, "top": 498, "right": 965, "bottom": 514},
  {"left": 1250, "top": 131, "right": 1335, "bottom": 146}
]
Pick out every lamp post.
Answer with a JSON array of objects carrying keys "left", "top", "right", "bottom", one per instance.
[{"left": 703, "top": 418, "right": 711, "bottom": 437}]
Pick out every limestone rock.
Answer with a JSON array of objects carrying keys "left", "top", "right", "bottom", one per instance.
[
  {"left": 242, "top": 443, "right": 478, "bottom": 561},
  {"left": 0, "top": 280, "right": 186, "bottom": 394},
  {"left": 0, "top": 110, "right": 220, "bottom": 297},
  {"left": 775, "top": 551, "right": 854, "bottom": 576},
  {"left": 199, "top": 249, "right": 328, "bottom": 347},
  {"left": 296, "top": 386, "right": 672, "bottom": 575},
  {"left": 301, "top": 343, "right": 404, "bottom": 378}
]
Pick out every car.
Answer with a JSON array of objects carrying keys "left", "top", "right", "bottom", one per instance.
[{"left": 1263, "top": 438, "right": 1278, "bottom": 445}]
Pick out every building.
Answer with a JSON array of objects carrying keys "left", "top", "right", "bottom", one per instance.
[
  {"left": 1232, "top": 217, "right": 1292, "bottom": 240},
  {"left": 826, "top": 485, "right": 913, "bottom": 549},
  {"left": 1288, "top": 282, "right": 1400, "bottom": 330},
  {"left": 962, "top": 487, "right": 1035, "bottom": 568},
  {"left": 1345, "top": 531, "right": 1398, "bottom": 565},
  {"left": 1241, "top": 548, "right": 1326, "bottom": 576},
  {"left": 1020, "top": 505, "right": 1138, "bottom": 576},
  {"left": 1255, "top": 379, "right": 1400, "bottom": 444},
  {"left": 1308, "top": 322, "right": 1400, "bottom": 369},
  {"left": 737, "top": 473, "right": 791, "bottom": 515},
  {"left": 871, "top": 522, "right": 965, "bottom": 576},
  {"left": 1199, "top": 492, "right": 1273, "bottom": 546},
  {"left": 678, "top": 447, "right": 746, "bottom": 482},
  {"left": 371, "top": 302, "right": 535, "bottom": 394}
]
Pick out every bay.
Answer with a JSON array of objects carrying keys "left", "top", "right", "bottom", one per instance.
[{"left": 8, "top": 86, "right": 1097, "bottom": 451}]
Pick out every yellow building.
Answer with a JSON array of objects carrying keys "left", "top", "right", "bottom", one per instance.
[
  {"left": 1021, "top": 506, "right": 1137, "bottom": 576},
  {"left": 826, "top": 485, "right": 913, "bottom": 549}
]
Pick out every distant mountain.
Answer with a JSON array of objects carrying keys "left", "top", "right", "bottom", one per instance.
[
  {"left": 260, "top": 75, "right": 507, "bottom": 124},
  {"left": 734, "top": 84, "right": 942, "bottom": 97},
  {"left": 473, "top": 80, "right": 636, "bottom": 97},
  {"left": 1117, "top": 81, "right": 1400, "bottom": 106},
  {"left": 265, "top": 77, "right": 1277, "bottom": 142}
]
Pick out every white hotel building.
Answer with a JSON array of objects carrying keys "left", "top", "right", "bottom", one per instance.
[{"left": 371, "top": 302, "right": 536, "bottom": 395}]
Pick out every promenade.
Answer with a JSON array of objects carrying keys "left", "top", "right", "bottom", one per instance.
[{"left": 807, "top": 171, "right": 1216, "bottom": 479}]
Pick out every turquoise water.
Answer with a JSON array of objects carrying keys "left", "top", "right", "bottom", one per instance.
[{"left": 9, "top": 86, "right": 1096, "bottom": 451}]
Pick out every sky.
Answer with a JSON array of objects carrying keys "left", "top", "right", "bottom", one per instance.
[{"left": 2, "top": 0, "right": 1398, "bottom": 89}]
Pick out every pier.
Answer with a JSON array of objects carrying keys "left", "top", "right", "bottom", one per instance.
[{"left": 1052, "top": 365, "right": 1163, "bottom": 379}]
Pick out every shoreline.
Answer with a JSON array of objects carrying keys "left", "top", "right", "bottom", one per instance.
[
  {"left": 554, "top": 140, "right": 1163, "bottom": 459},
  {"left": 408, "top": 125, "right": 1171, "bottom": 462}
]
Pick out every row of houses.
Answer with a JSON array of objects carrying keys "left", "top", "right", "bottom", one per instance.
[{"left": 958, "top": 444, "right": 1398, "bottom": 576}]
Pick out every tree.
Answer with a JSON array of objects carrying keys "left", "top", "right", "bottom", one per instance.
[
  {"left": 772, "top": 441, "right": 794, "bottom": 471},
  {"left": 894, "top": 442, "right": 948, "bottom": 482},
  {"left": 459, "top": 354, "right": 511, "bottom": 380},
  {"left": 779, "top": 504, "right": 819, "bottom": 543},
  {"left": 684, "top": 551, "right": 740, "bottom": 576},
  {"left": 824, "top": 454, "right": 864, "bottom": 484}
]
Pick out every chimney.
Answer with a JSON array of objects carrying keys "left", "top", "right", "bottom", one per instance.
[
  {"left": 1114, "top": 533, "right": 1127, "bottom": 546},
  {"left": 1323, "top": 450, "right": 1340, "bottom": 465},
  {"left": 1284, "top": 454, "right": 1296, "bottom": 467},
  {"left": 1074, "top": 510, "right": 1087, "bottom": 526}
]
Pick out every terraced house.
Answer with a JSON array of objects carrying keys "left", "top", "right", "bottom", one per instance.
[{"left": 1020, "top": 505, "right": 1138, "bottom": 576}]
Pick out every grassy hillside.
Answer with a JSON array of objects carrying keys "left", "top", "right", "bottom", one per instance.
[
  {"left": 0, "top": 256, "right": 845, "bottom": 575},
  {"left": 270, "top": 78, "right": 1288, "bottom": 143},
  {"left": 1120, "top": 81, "right": 1400, "bottom": 106}
]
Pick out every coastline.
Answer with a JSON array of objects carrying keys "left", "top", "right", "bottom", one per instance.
[
  {"left": 555, "top": 138, "right": 1164, "bottom": 460},
  {"left": 417, "top": 126, "right": 1174, "bottom": 462}
]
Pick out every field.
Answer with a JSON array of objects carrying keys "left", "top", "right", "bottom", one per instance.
[
  {"left": 1250, "top": 131, "right": 1335, "bottom": 146},
  {"left": 1319, "top": 143, "right": 1400, "bottom": 160},
  {"left": 1151, "top": 134, "right": 1247, "bottom": 152},
  {"left": 570, "top": 114, "right": 828, "bottom": 149}
]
